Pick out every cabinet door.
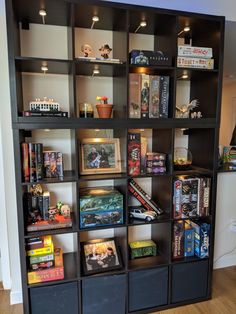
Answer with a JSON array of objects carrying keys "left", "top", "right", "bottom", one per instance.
[
  {"left": 171, "top": 260, "right": 209, "bottom": 303},
  {"left": 30, "top": 282, "right": 79, "bottom": 314},
  {"left": 82, "top": 274, "right": 126, "bottom": 314},
  {"left": 129, "top": 267, "right": 168, "bottom": 311}
]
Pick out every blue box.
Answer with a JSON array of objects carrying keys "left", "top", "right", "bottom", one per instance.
[
  {"left": 184, "top": 222, "right": 194, "bottom": 257},
  {"left": 80, "top": 187, "right": 124, "bottom": 229},
  {"left": 191, "top": 222, "right": 210, "bottom": 258}
]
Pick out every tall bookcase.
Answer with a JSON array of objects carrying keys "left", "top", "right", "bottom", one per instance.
[{"left": 6, "top": 0, "right": 225, "bottom": 313}]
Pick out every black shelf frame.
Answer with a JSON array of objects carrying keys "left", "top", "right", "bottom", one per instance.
[{"left": 6, "top": 0, "right": 225, "bottom": 313}]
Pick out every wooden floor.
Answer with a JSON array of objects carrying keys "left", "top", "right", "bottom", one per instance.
[{"left": 0, "top": 266, "right": 236, "bottom": 314}]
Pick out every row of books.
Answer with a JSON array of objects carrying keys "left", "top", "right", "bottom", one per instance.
[
  {"left": 27, "top": 236, "right": 64, "bottom": 284},
  {"left": 21, "top": 142, "right": 64, "bottom": 182},
  {"left": 129, "top": 74, "right": 169, "bottom": 119},
  {"left": 173, "top": 176, "right": 211, "bottom": 218},
  {"left": 173, "top": 220, "right": 210, "bottom": 259},
  {"left": 128, "top": 133, "right": 167, "bottom": 176},
  {"left": 177, "top": 45, "right": 214, "bottom": 69},
  {"left": 128, "top": 178, "right": 163, "bottom": 215}
]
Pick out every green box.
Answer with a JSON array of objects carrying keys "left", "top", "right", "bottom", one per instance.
[{"left": 129, "top": 240, "right": 157, "bottom": 259}]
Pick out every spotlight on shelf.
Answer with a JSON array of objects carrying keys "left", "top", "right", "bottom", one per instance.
[
  {"left": 134, "top": 20, "right": 147, "bottom": 33},
  {"left": 182, "top": 74, "right": 189, "bottom": 79},
  {"left": 39, "top": 9, "right": 47, "bottom": 24},
  {"left": 91, "top": 16, "right": 99, "bottom": 29},
  {"left": 41, "top": 62, "right": 48, "bottom": 73},
  {"left": 178, "top": 26, "right": 190, "bottom": 36},
  {"left": 92, "top": 68, "right": 100, "bottom": 77}
]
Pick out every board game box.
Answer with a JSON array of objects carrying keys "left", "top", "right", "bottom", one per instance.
[{"left": 129, "top": 240, "right": 157, "bottom": 259}]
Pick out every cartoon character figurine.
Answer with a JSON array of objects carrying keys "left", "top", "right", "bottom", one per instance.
[
  {"left": 81, "top": 44, "right": 92, "bottom": 57},
  {"left": 99, "top": 44, "right": 112, "bottom": 59}
]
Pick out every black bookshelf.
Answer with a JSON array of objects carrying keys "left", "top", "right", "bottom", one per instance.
[{"left": 6, "top": 0, "right": 225, "bottom": 313}]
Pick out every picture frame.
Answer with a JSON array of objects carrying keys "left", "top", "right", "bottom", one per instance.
[
  {"left": 80, "top": 138, "right": 121, "bottom": 175},
  {"left": 81, "top": 238, "right": 123, "bottom": 275}
]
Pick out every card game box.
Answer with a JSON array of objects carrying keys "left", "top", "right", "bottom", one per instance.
[
  {"left": 129, "top": 239, "right": 157, "bottom": 259},
  {"left": 191, "top": 222, "right": 210, "bottom": 258},
  {"left": 178, "top": 45, "right": 213, "bottom": 58},
  {"left": 128, "top": 133, "right": 141, "bottom": 176},
  {"left": 130, "top": 50, "right": 171, "bottom": 66},
  {"left": 129, "top": 73, "right": 141, "bottom": 118},
  {"left": 184, "top": 221, "right": 194, "bottom": 257},
  {"left": 172, "top": 220, "right": 184, "bottom": 259},
  {"left": 80, "top": 187, "right": 124, "bottom": 229}
]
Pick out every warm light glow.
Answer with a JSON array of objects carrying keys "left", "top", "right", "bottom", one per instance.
[
  {"left": 182, "top": 74, "right": 188, "bottom": 79},
  {"left": 39, "top": 9, "right": 47, "bottom": 16},
  {"left": 41, "top": 65, "right": 48, "bottom": 72},
  {"left": 95, "top": 129, "right": 100, "bottom": 132},
  {"left": 139, "top": 129, "right": 145, "bottom": 132},
  {"left": 140, "top": 21, "right": 147, "bottom": 27},
  {"left": 92, "top": 16, "right": 99, "bottom": 22},
  {"left": 93, "top": 69, "right": 100, "bottom": 75},
  {"left": 184, "top": 26, "right": 190, "bottom": 32},
  {"left": 93, "top": 138, "right": 102, "bottom": 143}
]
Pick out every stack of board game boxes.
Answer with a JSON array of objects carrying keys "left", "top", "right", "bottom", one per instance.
[
  {"left": 129, "top": 74, "right": 169, "bottom": 119},
  {"left": 172, "top": 176, "right": 211, "bottom": 259},
  {"left": 177, "top": 45, "right": 214, "bottom": 69},
  {"left": 27, "top": 235, "right": 64, "bottom": 284},
  {"left": 128, "top": 132, "right": 167, "bottom": 176}
]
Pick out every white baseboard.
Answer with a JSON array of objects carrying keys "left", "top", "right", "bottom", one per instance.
[
  {"left": 214, "top": 253, "right": 236, "bottom": 269},
  {"left": 10, "top": 290, "right": 23, "bottom": 305}
]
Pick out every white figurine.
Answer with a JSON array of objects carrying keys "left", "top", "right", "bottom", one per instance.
[{"left": 176, "top": 99, "right": 199, "bottom": 118}]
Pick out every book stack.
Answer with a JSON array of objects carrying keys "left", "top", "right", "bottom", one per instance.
[
  {"left": 128, "top": 179, "right": 163, "bottom": 215},
  {"left": 21, "top": 144, "right": 64, "bottom": 182},
  {"left": 222, "top": 146, "right": 236, "bottom": 165},
  {"left": 129, "top": 74, "right": 170, "bottom": 119},
  {"left": 173, "top": 176, "right": 211, "bottom": 218},
  {"left": 27, "top": 236, "right": 64, "bottom": 284},
  {"left": 177, "top": 45, "right": 214, "bottom": 69},
  {"left": 44, "top": 151, "right": 64, "bottom": 178},
  {"left": 146, "top": 152, "right": 166, "bottom": 174},
  {"left": 172, "top": 220, "right": 210, "bottom": 259}
]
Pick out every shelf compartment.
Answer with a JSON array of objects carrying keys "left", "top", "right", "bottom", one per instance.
[
  {"left": 12, "top": 0, "right": 71, "bottom": 27},
  {"left": 80, "top": 227, "right": 127, "bottom": 276},
  {"left": 171, "top": 259, "right": 209, "bottom": 303},
  {"left": 128, "top": 267, "right": 168, "bottom": 312},
  {"left": 82, "top": 274, "right": 126, "bottom": 314},
  {"left": 75, "top": 60, "right": 126, "bottom": 77},
  {"left": 29, "top": 281, "right": 79, "bottom": 314},
  {"left": 27, "top": 251, "right": 78, "bottom": 288},
  {"left": 128, "top": 223, "right": 170, "bottom": 271},
  {"left": 177, "top": 15, "right": 223, "bottom": 70},
  {"left": 176, "top": 70, "right": 219, "bottom": 119}
]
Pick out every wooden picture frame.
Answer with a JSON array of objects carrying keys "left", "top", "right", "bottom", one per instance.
[
  {"left": 81, "top": 238, "right": 123, "bottom": 275},
  {"left": 80, "top": 138, "right": 121, "bottom": 175}
]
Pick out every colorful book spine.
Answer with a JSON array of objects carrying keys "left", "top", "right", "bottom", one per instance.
[
  {"left": 129, "top": 179, "right": 163, "bottom": 214},
  {"left": 29, "top": 253, "right": 54, "bottom": 265},
  {"left": 42, "top": 191, "right": 50, "bottom": 220},
  {"left": 29, "top": 143, "right": 36, "bottom": 182},
  {"left": 149, "top": 75, "right": 160, "bottom": 118},
  {"left": 140, "top": 136, "right": 147, "bottom": 174},
  {"left": 192, "top": 222, "right": 210, "bottom": 258},
  {"left": 173, "top": 180, "right": 182, "bottom": 219},
  {"left": 35, "top": 143, "right": 43, "bottom": 181},
  {"left": 129, "top": 73, "right": 141, "bottom": 119},
  {"left": 27, "top": 266, "right": 64, "bottom": 284},
  {"left": 184, "top": 222, "right": 194, "bottom": 257},
  {"left": 23, "top": 111, "right": 68, "bottom": 117},
  {"left": 159, "top": 76, "right": 169, "bottom": 118},
  {"left": 56, "top": 152, "right": 64, "bottom": 177},
  {"left": 43, "top": 151, "right": 51, "bottom": 178},
  {"left": 177, "top": 56, "right": 214, "bottom": 69},
  {"left": 128, "top": 133, "right": 141, "bottom": 176},
  {"left": 140, "top": 74, "right": 149, "bottom": 118},
  {"left": 198, "top": 177, "right": 211, "bottom": 216},
  {"left": 27, "top": 235, "right": 54, "bottom": 256},
  {"left": 128, "top": 184, "right": 155, "bottom": 212},
  {"left": 172, "top": 220, "right": 184, "bottom": 259},
  {"left": 50, "top": 152, "right": 58, "bottom": 177},
  {"left": 178, "top": 45, "right": 213, "bottom": 58},
  {"left": 21, "top": 142, "right": 29, "bottom": 182}
]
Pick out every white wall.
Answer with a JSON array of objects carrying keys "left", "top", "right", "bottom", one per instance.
[{"left": 107, "top": 0, "right": 236, "bottom": 21}]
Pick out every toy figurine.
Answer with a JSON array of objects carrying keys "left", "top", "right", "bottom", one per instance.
[
  {"left": 48, "top": 206, "right": 58, "bottom": 221},
  {"left": 61, "top": 204, "right": 71, "bottom": 218},
  {"left": 81, "top": 44, "right": 92, "bottom": 57},
  {"left": 99, "top": 44, "right": 112, "bottom": 59},
  {"left": 176, "top": 99, "right": 199, "bottom": 118}
]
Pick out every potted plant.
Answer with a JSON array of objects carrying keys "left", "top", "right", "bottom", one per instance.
[{"left": 96, "top": 96, "right": 113, "bottom": 118}]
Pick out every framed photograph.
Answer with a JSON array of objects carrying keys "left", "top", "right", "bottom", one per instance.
[
  {"left": 80, "top": 138, "right": 121, "bottom": 175},
  {"left": 81, "top": 238, "right": 123, "bottom": 275}
]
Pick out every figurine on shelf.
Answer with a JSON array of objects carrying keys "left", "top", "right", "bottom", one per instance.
[
  {"left": 176, "top": 99, "right": 199, "bottom": 118},
  {"left": 99, "top": 44, "right": 112, "bottom": 59},
  {"left": 81, "top": 44, "right": 92, "bottom": 57},
  {"left": 191, "top": 111, "right": 202, "bottom": 118}
]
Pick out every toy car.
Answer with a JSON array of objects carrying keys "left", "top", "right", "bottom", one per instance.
[{"left": 129, "top": 207, "right": 157, "bottom": 221}]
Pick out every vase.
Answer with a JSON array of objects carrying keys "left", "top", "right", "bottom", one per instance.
[{"left": 96, "top": 104, "right": 113, "bottom": 118}]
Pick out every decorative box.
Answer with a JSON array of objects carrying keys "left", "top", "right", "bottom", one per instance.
[
  {"left": 80, "top": 187, "right": 124, "bottom": 229},
  {"left": 129, "top": 240, "right": 157, "bottom": 259},
  {"left": 130, "top": 50, "right": 171, "bottom": 66}
]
